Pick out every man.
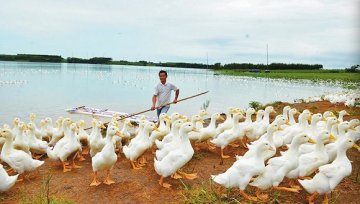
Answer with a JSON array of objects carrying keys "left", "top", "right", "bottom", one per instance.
[{"left": 151, "top": 70, "right": 179, "bottom": 118}]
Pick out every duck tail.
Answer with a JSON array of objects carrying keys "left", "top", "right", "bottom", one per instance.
[
  {"left": 32, "top": 159, "right": 45, "bottom": 170},
  {"left": 122, "top": 145, "right": 130, "bottom": 159},
  {"left": 298, "top": 179, "right": 315, "bottom": 193},
  {"left": 46, "top": 147, "right": 58, "bottom": 160},
  {"left": 153, "top": 158, "right": 162, "bottom": 175},
  {"left": 155, "top": 139, "right": 163, "bottom": 149}
]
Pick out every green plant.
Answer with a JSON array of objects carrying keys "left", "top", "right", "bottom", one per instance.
[
  {"left": 249, "top": 101, "right": 263, "bottom": 110},
  {"left": 201, "top": 100, "right": 210, "bottom": 111},
  {"left": 20, "top": 170, "right": 74, "bottom": 204}
]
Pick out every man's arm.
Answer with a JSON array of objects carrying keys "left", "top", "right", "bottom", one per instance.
[
  {"left": 173, "top": 89, "right": 179, "bottom": 104},
  {"left": 151, "top": 95, "right": 157, "bottom": 110}
]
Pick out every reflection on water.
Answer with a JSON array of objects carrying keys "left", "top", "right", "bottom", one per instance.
[{"left": 0, "top": 61, "right": 343, "bottom": 125}]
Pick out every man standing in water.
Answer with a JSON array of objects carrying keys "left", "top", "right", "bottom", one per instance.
[{"left": 151, "top": 70, "right": 179, "bottom": 119}]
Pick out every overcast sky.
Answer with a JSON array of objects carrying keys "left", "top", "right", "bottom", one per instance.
[{"left": 0, "top": 0, "right": 359, "bottom": 68}]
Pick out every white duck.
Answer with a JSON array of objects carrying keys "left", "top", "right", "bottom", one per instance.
[
  {"left": 123, "top": 122, "right": 157, "bottom": 169},
  {"left": 250, "top": 134, "right": 315, "bottom": 199},
  {"left": 197, "top": 109, "right": 209, "bottom": 130},
  {"left": 89, "top": 120, "right": 106, "bottom": 157},
  {"left": 211, "top": 142, "right": 274, "bottom": 202},
  {"left": 282, "top": 110, "right": 311, "bottom": 144},
  {"left": 155, "top": 119, "right": 184, "bottom": 150},
  {"left": 149, "top": 113, "right": 171, "bottom": 142},
  {"left": 13, "top": 122, "right": 31, "bottom": 155},
  {"left": 316, "top": 111, "right": 335, "bottom": 127},
  {"left": 325, "top": 122, "right": 352, "bottom": 162},
  {"left": 27, "top": 122, "right": 48, "bottom": 155},
  {"left": 288, "top": 108, "right": 299, "bottom": 126},
  {"left": 245, "top": 124, "right": 280, "bottom": 160},
  {"left": 215, "top": 107, "right": 238, "bottom": 135},
  {"left": 29, "top": 113, "right": 42, "bottom": 140},
  {"left": 90, "top": 126, "right": 121, "bottom": 186},
  {"left": 245, "top": 106, "right": 276, "bottom": 142},
  {"left": 299, "top": 138, "right": 360, "bottom": 204},
  {"left": 11, "top": 118, "right": 21, "bottom": 137},
  {"left": 289, "top": 131, "right": 334, "bottom": 179},
  {"left": 47, "top": 123, "right": 82, "bottom": 172},
  {"left": 188, "top": 113, "right": 224, "bottom": 148},
  {"left": 210, "top": 113, "right": 249, "bottom": 158},
  {"left": 337, "top": 110, "right": 349, "bottom": 122},
  {"left": 154, "top": 122, "right": 197, "bottom": 188},
  {"left": 155, "top": 120, "right": 187, "bottom": 160},
  {"left": 0, "top": 163, "right": 18, "bottom": 192},
  {"left": 48, "top": 117, "right": 67, "bottom": 146},
  {"left": 0, "top": 129, "right": 44, "bottom": 180}
]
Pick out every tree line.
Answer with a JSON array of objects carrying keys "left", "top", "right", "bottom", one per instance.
[{"left": 0, "top": 54, "right": 329, "bottom": 70}]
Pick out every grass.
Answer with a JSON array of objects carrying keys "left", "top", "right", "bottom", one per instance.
[
  {"left": 19, "top": 170, "right": 74, "bottom": 204},
  {"left": 215, "top": 69, "right": 360, "bottom": 83}
]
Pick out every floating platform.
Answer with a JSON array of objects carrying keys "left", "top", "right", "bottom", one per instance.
[{"left": 66, "top": 106, "right": 157, "bottom": 122}]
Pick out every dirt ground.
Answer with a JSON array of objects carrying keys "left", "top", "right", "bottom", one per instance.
[{"left": 1, "top": 100, "right": 360, "bottom": 204}]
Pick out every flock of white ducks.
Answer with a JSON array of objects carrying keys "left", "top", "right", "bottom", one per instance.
[{"left": 0, "top": 108, "right": 359, "bottom": 204}]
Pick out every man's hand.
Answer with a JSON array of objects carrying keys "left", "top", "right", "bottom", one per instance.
[
  {"left": 151, "top": 106, "right": 156, "bottom": 111},
  {"left": 173, "top": 99, "right": 178, "bottom": 104}
]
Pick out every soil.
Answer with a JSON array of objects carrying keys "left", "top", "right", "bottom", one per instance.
[{"left": 1, "top": 100, "right": 359, "bottom": 204}]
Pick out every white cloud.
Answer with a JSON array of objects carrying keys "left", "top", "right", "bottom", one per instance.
[{"left": 0, "top": 0, "right": 359, "bottom": 68}]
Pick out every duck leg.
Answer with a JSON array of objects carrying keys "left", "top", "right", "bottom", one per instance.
[
  {"left": 240, "top": 137, "right": 248, "bottom": 149},
  {"left": 103, "top": 169, "right": 115, "bottom": 185},
  {"left": 178, "top": 171, "right": 197, "bottom": 180},
  {"left": 72, "top": 152, "right": 82, "bottom": 169},
  {"left": 207, "top": 140, "right": 216, "bottom": 150},
  {"left": 6, "top": 167, "right": 15, "bottom": 175},
  {"left": 130, "top": 161, "right": 142, "bottom": 170},
  {"left": 306, "top": 192, "right": 318, "bottom": 204},
  {"left": 228, "top": 142, "right": 240, "bottom": 148},
  {"left": 255, "top": 188, "right": 269, "bottom": 200},
  {"left": 159, "top": 176, "right": 171, "bottom": 188},
  {"left": 221, "top": 148, "right": 230, "bottom": 159},
  {"left": 171, "top": 171, "right": 183, "bottom": 179},
  {"left": 323, "top": 193, "right": 329, "bottom": 204},
  {"left": 77, "top": 151, "right": 86, "bottom": 161},
  {"left": 62, "top": 161, "right": 72, "bottom": 172},
  {"left": 82, "top": 146, "right": 89, "bottom": 155},
  {"left": 299, "top": 176, "right": 312, "bottom": 180},
  {"left": 139, "top": 155, "right": 147, "bottom": 164},
  {"left": 288, "top": 180, "right": 301, "bottom": 190},
  {"left": 90, "top": 171, "right": 101, "bottom": 186},
  {"left": 239, "top": 190, "right": 258, "bottom": 202},
  {"left": 272, "top": 186, "right": 300, "bottom": 193}
]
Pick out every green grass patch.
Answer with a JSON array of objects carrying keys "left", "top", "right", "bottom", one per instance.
[{"left": 215, "top": 69, "right": 360, "bottom": 83}]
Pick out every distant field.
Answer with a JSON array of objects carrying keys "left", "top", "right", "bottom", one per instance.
[{"left": 215, "top": 69, "right": 360, "bottom": 83}]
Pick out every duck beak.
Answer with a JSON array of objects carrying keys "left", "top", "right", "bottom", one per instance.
[
  {"left": 219, "top": 116, "right": 225, "bottom": 122},
  {"left": 269, "top": 146, "right": 275, "bottom": 151},
  {"left": 154, "top": 127, "right": 160, "bottom": 132},
  {"left": 329, "top": 135, "right": 336, "bottom": 141},
  {"left": 192, "top": 127, "right": 199, "bottom": 132},
  {"left": 278, "top": 127, "right": 284, "bottom": 131},
  {"left": 308, "top": 138, "right": 316, "bottom": 144},
  {"left": 272, "top": 110, "right": 277, "bottom": 114},
  {"left": 337, "top": 120, "right": 341, "bottom": 124},
  {"left": 296, "top": 111, "right": 301, "bottom": 114},
  {"left": 201, "top": 120, "right": 205, "bottom": 124},
  {"left": 321, "top": 118, "right": 327, "bottom": 121},
  {"left": 100, "top": 124, "right": 106, "bottom": 129},
  {"left": 353, "top": 144, "right": 360, "bottom": 151},
  {"left": 115, "top": 131, "right": 122, "bottom": 136},
  {"left": 186, "top": 118, "right": 191, "bottom": 122}
]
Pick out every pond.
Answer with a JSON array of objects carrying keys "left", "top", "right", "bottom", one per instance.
[{"left": 0, "top": 61, "right": 343, "bottom": 124}]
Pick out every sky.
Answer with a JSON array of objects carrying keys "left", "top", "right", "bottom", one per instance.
[{"left": 0, "top": 0, "right": 359, "bottom": 68}]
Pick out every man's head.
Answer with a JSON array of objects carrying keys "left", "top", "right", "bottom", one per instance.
[{"left": 158, "top": 70, "right": 167, "bottom": 84}]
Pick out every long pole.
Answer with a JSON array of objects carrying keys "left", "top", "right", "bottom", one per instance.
[{"left": 84, "top": 91, "right": 209, "bottom": 130}]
